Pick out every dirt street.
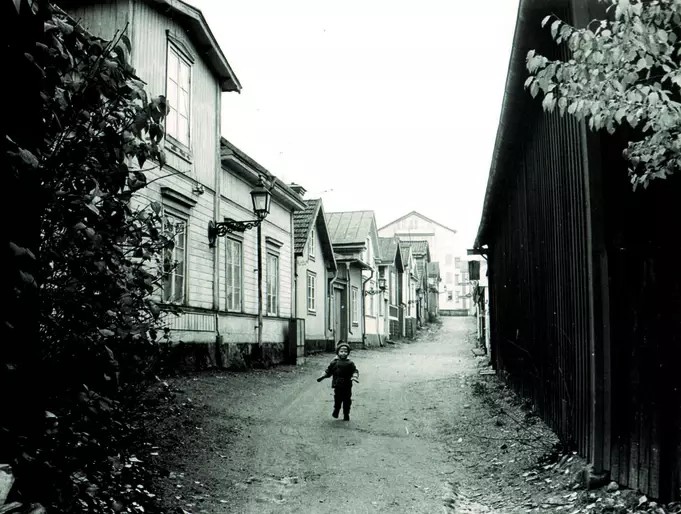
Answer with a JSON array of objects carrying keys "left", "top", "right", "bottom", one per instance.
[{"left": 150, "top": 317, "right": 567, "bottom": 514}]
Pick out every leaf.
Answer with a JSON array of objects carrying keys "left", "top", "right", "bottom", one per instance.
[
  {"left": 551, "top": 20, "right": 561, "bottom": 39},
  {"left": 636, "top": 58, "right": 648, "bottom": 71},
  {"left": 530, "top": 81, "right": 540, "bottom": 98},
  {"left": 99, "top": 329, "right": 115, "bottom": 338},
  {"left": 541, "top": 15, "right": 552, "bottom": 28},
  {"left": 120, "top": 33, "right": 132, "bottom": 54},
  {"left": 17, "top": 148, "right": 40, "bottom": 169}
]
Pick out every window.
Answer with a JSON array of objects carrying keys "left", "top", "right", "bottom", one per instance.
[
  {"left": 455, "top": 257, "right": 461, "bottom": 270},
  {"left": 166, "top": 45, "right": 191, "bottom": 147},
  {"left": 309, "top": 229, "right": 315, "bottom": 258},
  {"left": 266, "top": 253, "right": 279, "bottom": 315},
  {"left": 225, "top": 239, "right": 242, "bottom": 311},
  {"left": 445, "top": 254, "right": 453, "bottom": 266},
  {"left": 390, "top": 271, "right": 397, "bottom": 304},
  {"left": 307, "top": 271, "right": 316, "bottom": 313},
  {"left": 366, "top": 281, "right": 375, "bottom": 316},
  {"left": 162, "top": 214, "right": 187, "bottom": 304},
  {"left": 447, "top": 291, "right": 453, "bottom": 301},
  {"left": 351, "top": 287, "right": 359, "bottom": 325},
  {"left": 446, "top": 271, "right": 453, "bottom": 284}
]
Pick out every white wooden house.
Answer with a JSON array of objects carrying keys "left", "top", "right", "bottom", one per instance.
[
  {"left": 326, "top": 211, "right": 382, "bottom": 349},
  {"left": 291, "top": 187, "right": 337, "bottom": 355},
  {"left": 63, "top": 0, "right": 305, "bottom": 367}
]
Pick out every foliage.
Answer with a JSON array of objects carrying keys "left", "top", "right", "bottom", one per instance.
[
  {"left": 3, "top": 2, "right": 181, "bottom": 513},
  {"left": 524, "top": 0, "right": 681, "bottom": 190}
]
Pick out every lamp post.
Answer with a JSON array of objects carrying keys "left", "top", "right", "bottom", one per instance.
[{"left": 208, "top": 177, "right": 271, "bottom": 351}]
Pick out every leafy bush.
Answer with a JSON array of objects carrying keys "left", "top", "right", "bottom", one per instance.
[{"left": 2, "top": 3, "right": 181, "bottom": 512}]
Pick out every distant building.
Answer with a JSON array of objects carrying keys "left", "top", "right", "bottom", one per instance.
[{"left": 379, "top": 211, "right": 465, "bottom": 314}]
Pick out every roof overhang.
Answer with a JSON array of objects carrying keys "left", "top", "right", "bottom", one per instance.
[
  {"left": 147, "top": 0, "right": 241, "bottom": 92},
  {"left": 221, "top": 138, "right": 306, "bottom": 211},
  {"left": 475, "top": 0, "right": 571, "bottom": 247}
]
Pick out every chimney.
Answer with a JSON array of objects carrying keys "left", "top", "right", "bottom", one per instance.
[{"left": 289, "top": 183, "right": 306, "bottom": 197}]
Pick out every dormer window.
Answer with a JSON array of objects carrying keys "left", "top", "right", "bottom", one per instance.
[{"left": 309, "top": 228, "right": 315, "bottom": 259}]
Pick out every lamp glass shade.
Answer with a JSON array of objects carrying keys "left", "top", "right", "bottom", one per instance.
[
  {"left": 378, "top": 277, "right": 387, "bottom": 290},
  {"left": 250, "top": 179, "right": 271, "bottom": 219}
]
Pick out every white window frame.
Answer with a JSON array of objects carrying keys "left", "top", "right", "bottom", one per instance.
[
  {"left": 162, "top": 213, "right": 187, "bottom": 305},
  {"left": 166, "top": 43, "right": 192, "bottom": 148},
  {"left": 307, "top": 271, "right": 317, "bottom": 313},
  {"left": 225, "top": 238, "right": 242, "bottom": 312},
  {"left": 351, "top": 287, "right": 359, "bottom": 325},
  {"left": 309, "top": 229, "right": 315, "bottom": 259},
  {"left": 266, "top": 253, "right": 279, "bottom": 316},
  {"left": 390, "top": 270, "right": 397, "bottom": 304}
]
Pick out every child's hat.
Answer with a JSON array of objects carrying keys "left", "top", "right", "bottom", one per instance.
[{"left": 336, "top": 341, "right": 351, "bottom": 354}]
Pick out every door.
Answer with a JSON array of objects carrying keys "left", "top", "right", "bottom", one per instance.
[{"left": 334, "top": 288, "right": 345, "bottom": 343}]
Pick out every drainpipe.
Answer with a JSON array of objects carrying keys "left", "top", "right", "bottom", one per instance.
[
  {"left": 328, "top": 267, "right": 338, "bottom": 337},
  {"left": 346, "top": 263, "right": 352, "bottom": 337},
  {"left": 361, "top": 266, "right": 374, "bottom": 348},
  {"left": 212, "top": 82, "right": 222, "bottom": 364}
]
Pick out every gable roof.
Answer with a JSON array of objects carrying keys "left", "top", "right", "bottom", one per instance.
[
  {"left": 379, "top": 211, "right": 457, "bottom": 234},
  {"left": 401, "top": 240, "right": 429, "bottom": 257},
  {"left": 326, "top": 210, "right": 376, "bottom": 246},
  {"left": 292, "top": 199, "right": 337, "bottom": 270},
  {"left": 378, "top": 237, "right": 399, "bottom": 265},
  {"left": 293, "top": 199, "right": 319, "bottom": 254},
  {"left": 58, "top": 0, "right": 241, "bottom": 92}
]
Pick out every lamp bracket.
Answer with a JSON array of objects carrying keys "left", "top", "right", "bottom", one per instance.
[{"left": 208, "top": 218, "right": 262, "bottom": 248}]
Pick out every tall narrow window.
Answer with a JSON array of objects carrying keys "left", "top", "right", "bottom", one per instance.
[
  {"left": 266, "top": 253, "right": 279, "bottom": 315},
  {"left": 225, "top": 239, "right": 242, "bottom": 311},
  {"left": 309, "top": 229, "right": 315, "bottom": 258},
  {"left": 351, "top": 287, "right": 359, "bottom": 325},
  {"left": 162, "top": 214, "right": 187, "bottom": 304},
  {"left": 166, "top": 45, "right": 191, "bottom": 147},
  {"left": 307, "top": 271, "right": 316, "bottom": 313},
  {"left": 390, "top": 270, "right": 397, "bottom": 304}
]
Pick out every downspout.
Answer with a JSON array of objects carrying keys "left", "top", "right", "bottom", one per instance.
[
  {"left": 361, "top": 267, "right": 374, "bottom": 348},
  {"left": 346, "top": 263, "right": 352, "bottom": 337},
  {"left": 328, "top": 267, "right": 338, "bottom": 338},
  {"left": 212, "top": 83, "right": 222, "bottom": 363},
  {"left": 292, "top": 218, "right": 297, "bottom": 320}
]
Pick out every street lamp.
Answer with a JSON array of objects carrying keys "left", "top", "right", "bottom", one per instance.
[
  {"left": 378, "top": 277, "right": 387, "bottom": 291},
  {"left": 207, "top": 177, "right": 271, "bottom": 248}
]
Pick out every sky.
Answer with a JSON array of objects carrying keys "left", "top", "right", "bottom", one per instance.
[{"left": 188, "top": 0, "right": 520, "bottom": 250}]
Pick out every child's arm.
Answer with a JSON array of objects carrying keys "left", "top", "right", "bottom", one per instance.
[
  {"left": 317, "top": 361, "right": 336, "bottom": 382},
  {"left": 351, "top": 363, "right": 359, "bottom": 383}
]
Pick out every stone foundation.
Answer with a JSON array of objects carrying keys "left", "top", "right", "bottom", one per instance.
[
  {"left": 161, "top": 340, "right": 287, "bottom": 371},
  {"left": 305, "top": 339, "right": 335, "bottom": 355}
]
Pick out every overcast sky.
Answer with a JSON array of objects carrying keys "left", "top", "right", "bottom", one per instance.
[{"left": 189, "top": 0, "right": 520, "bottom": 251}]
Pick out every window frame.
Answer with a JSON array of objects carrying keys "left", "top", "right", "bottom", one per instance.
[
  {"left": 225, "top": 237, "right": 243, "bottom": 312},
  {"left": 266, "top": 252, "right": 280, "bottom": 316},
  {"left": 165, "top": 42, "right": 192, "bottom": 150},
  {"left": 307, "top": 271, "right": 317, "bottom": 314},
  {"left": 309, "top": 228, "right": 316, "bottom": 259},
  {"left": 162, "top": 212, "right": 188, "bottom": 305},
  {"left": 351, "top": 286, "right": 359, "bottom": 326}
]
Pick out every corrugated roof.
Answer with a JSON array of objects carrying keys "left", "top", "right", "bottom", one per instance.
[
  {"left": 293, "top": 199, "right": 321, "bottom": 254},
  {"left": 326, "top": 210, "right": 375, "bottom": 245}
]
